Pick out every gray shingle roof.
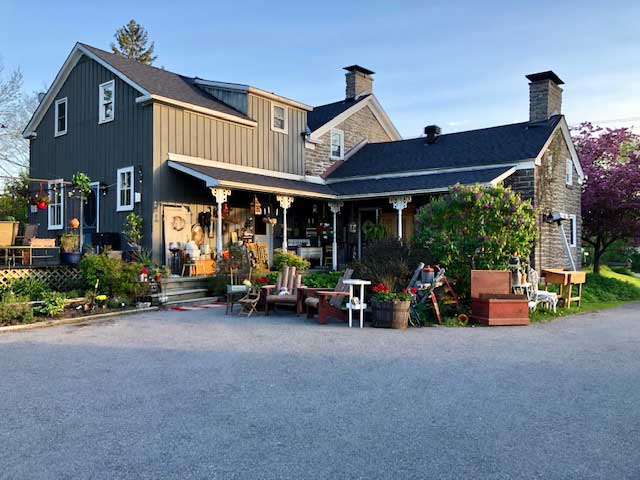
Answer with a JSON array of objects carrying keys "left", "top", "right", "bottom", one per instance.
[
  {"left": 170, "top": 161, "right": 335, "bottom": 197},
  {"left": 328, "top": 166, "right": 514, "bottom": 196},
  {"left": 307, "top": 95, "right": 370, "bottom": 132},
  {"left": 328, "top": 116, "right": 562, "bottom": 179},
  {"left": 80, "top": 43, "right": 251, "bottom": 120}
]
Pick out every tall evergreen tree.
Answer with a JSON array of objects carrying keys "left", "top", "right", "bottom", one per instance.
[{"left": 111, "top": 19, "right": 157, "bottom": 65}]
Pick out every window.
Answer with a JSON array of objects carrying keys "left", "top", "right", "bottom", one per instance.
[
  {"left": 99, "top": 80, "right": 115, "bottom": 123},
  {"left": 566, "top": 158, "right": 573, "bottom": 186},
  {"left": 330, "top": 129, "right": 344, "bottom": 159},
  {"left": 117, "top": 166, "right": 134, "bottom": 212},
  {"left": 54, "top": 98, "right": 67, "bottom": 136},
  {"left": 569, "top": 214, "right": 577, "bottom": 247},
  {"left": 48, "top": 180, "right": 64, "bottom": 230},
  {"left": 271, "top": 103, "right": 288, "bottom": 134}
]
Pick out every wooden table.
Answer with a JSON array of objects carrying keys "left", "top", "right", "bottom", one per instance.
[{"left": 542, "top": 269, "right": 586, "bottom": 308}]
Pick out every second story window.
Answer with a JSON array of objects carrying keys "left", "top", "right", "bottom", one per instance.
[
  {"left": 99, "top": 80, "right": 115, "bottom": 123},
  {"left": 330, "top": 129, "right": 344, "bottom": 160},
  {"left": 271, "top": 103, "right": 288, "bottom": 134},
  {"left": 565, "top": 158, "right": 573, "bottom": 186},
  {"left": 54, "top": 98, "right": 67, "bottom": 137},
  {"left": 117, "top": 166, "right": 134, "bottom": 212}
]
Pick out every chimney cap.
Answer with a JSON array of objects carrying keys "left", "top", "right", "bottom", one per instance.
[
  {"left": 343, "top": 65, "right": 375, "bottom": 76},
  {"left": 424, "top": 125, "right": 441, "bottom": 135},
  {"left": 526, "top": 70, "right": 564, "bottom": 85}
]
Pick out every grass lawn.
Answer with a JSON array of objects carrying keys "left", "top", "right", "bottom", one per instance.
[{"left": 530, "top": 266, "right": 640, "bottom": 322}]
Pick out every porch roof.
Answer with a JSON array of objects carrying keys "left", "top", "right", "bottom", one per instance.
[
  {"left": 168, "top": 161, "right": 336, "bottom": 199},
  {"left": 329, "top": 166, "right": 515, "bottom": 198}
]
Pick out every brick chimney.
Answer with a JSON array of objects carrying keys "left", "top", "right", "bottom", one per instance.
[
  {"left": 344, "top": 65, "right": 374, "bottom": 100},
  {"left": 526, "top": 71, "right": 564, "bottom": 122}
]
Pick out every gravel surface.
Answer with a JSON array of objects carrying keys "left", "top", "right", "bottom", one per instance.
[{"left": 1, "top": 304, "right": 639, "bottom": 479}]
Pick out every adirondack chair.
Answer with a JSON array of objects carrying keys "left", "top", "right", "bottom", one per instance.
[
  {"left": 263, "top": 266, "right": 304, "bottom": 316},
  {"left": 303, "top": 269, "right": 354, "bottom": 324}
]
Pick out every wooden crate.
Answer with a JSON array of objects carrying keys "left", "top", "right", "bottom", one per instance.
[{"left": 29, "top": 238, "right": 56, "bottom": 247}]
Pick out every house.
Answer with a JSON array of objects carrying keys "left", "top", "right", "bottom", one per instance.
[{"left": 24, "top": 43, "right": 583, "bottom": 272}]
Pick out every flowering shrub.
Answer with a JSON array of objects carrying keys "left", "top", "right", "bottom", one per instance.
[{"left": 414, "top": 184, "right": 537, "bottom": 297}]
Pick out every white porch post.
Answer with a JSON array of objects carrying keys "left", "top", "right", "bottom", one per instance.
[
  {"left": 328, "top": 201, "right": 344, "bottom": 271},
  {"left": 276, "top": 195, "right": 294, "bottom": 251},
  {"left": 389, "top": 195, "right": 411, "bottom": 240},
  {"left": 211, "top": 187, "right": 231, "bottom": 271}
]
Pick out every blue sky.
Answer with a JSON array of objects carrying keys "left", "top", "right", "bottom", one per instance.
[{"left": 2, "top": 0, "right": 639, "bottom": 136}]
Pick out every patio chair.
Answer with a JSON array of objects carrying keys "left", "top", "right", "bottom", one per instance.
[
  {"left": 526, "top": 267, "right": 558, "bottom": 312},
  {"left": 14, "top": 224, "right": 39, "bottom": 265},
  {"left": 303, "top": 268, "right": 354, "bottom": 324},
  {"left": 263, "top": 266, "right": 304, "bottom": 316},
  {"left": 238, "top": 286, "right": 261, "bottom": 317}
]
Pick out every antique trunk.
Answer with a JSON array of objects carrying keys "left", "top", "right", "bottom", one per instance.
[{"left": 471, "top": 294, "right": 530, "bottom": 326}]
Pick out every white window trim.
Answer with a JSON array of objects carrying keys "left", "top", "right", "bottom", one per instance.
[
  {"left": 47, "top": 179, "right": 64, "bottom": 230},
  {"left": 54, "top": 98, "right": 67, "bottom": 137},
  {"left": 116, "top": 166, "right": 134, "bottom": 212},
  {"left": 98, "top": 80, "right": 115, "bottom": 124},
  {"left": 270, "top": 102, "right": 288, "bottom": 134},
  {"left": 330, "top": 129, "right": 345, "bottom": 160},
  {"left": 565, "top": 157, "right": 573, "bottom": 186},
  {"left": 569, "top": 214, "right": 577, "bottom": 247}
]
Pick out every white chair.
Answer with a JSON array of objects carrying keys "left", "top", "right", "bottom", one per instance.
[{"left": 527, "top": 268, "right": 558, "bottom": 312}]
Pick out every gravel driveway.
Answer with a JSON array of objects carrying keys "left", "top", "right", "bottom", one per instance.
[{"left": 1, "top": 303, "right": 639, "bottom": 479}]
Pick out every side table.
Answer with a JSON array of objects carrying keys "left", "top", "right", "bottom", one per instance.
[{"left": 343, "top": 279, "right": 371, "bottom": 328}]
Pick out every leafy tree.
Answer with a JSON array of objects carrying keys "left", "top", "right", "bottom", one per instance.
[
  {"left": 111, "top": 19, "right": 157, "bottom": 65},
  {"left": 572, "top": 123, "right": 640, "bottom": 273},
  {"left": 0, "top": 171, "right": 29, "bottom": 222},
  {"left": 414, "top": 184, "right": 537, "bottom": 297},
  {"left": 0, "top": 61, "right": 37, "bottom": 177}
]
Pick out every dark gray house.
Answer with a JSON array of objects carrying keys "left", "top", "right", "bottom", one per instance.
[{"left": 24, "top": 43, "right": 583, "bottom": 270}]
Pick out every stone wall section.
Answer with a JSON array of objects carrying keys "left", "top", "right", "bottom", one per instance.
[{"left": 305, "top": 104, "right": 392, "bottom": 176}]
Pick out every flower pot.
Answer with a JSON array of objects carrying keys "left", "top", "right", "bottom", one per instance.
[
  {"left": 60, "top": 251, "right": 82, "bottom": 265},
  {"left": 371, "top": 300, "right": 410, "bottom": 329}
]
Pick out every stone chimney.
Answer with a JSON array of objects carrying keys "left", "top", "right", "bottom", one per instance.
[
  {"left": 526, "top": 71, "right": 564, "bottom": 122},
  {"left": 344, "top": 65, "right": 374, "bottom": 100}
]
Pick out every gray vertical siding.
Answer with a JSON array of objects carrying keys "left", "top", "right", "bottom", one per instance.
[
  {"left": 196, "top": 86, "right": 248, "bottom": 115},
  {"left": 29, "top": 55, "right": 154, "bottom": 247}
]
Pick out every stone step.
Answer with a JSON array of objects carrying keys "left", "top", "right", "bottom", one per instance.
[
  {"left": 162, "top": 296, "right": 222, "bottom": 308},
  {"left": 160, "top": 276, "right": 212, "bottom": 293}
]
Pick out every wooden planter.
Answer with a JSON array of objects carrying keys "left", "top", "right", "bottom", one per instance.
[
  {"left": 471, "top": 294, "right": 530, "bottom": 326},
  {"left": 371, "top": 300, "right": 410, "bottom": 329}
]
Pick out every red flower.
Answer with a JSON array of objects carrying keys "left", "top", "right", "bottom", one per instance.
[
  {"left": 140, "top": 266, "right": 148, "bottom": 274},
  {"left": 409, "top": 287, "right": 417, "bottom": 294}
]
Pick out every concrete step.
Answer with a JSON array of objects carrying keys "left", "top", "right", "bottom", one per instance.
[
  {"left": 151, "top": 287, "right": 210, "bottom": 305},
  {"left": 160, "top": 275, "right": 212, "bottom": 293},
  {"left": 162, "top": 296, "right": 222, "bottom": 308}
]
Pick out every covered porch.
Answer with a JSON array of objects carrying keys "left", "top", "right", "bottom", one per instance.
[{"left": 167, "top": 160, "right": 515, "bottom": 272}]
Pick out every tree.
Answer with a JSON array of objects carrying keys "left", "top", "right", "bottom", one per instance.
[
  {"left": 111, "top": 19, "right": 157, "bottom": 65},
  {"left": 0, "top": 171, "right": 29, "bottom": 222},
  {"left": 414, "top": 184, "right": 537, "bottom": 297},
  {"left": 572, "top": 122, "right": 640, "bottom": 273},
  {"left": 0, "top": 62, "right": 37, "bottom": 178}
]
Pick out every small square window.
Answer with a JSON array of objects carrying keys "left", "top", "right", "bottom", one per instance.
[
  {"left": 271, "top": 103, "right": 288, "bottom": 134},
  {"left": 117, "top": 166, "right": 134, "bottom": 212},
  {"left": 566, "top": 158, "right": 573, "bottom": 186},
  {"left": 330, "top": 129, "right": 344, "bottom": 160},
  {"left": 99, "top": 80, "right": 115, "bottom": 124},
  {"left": 54, "top": 98, "right": 67, "bottom": 136}
]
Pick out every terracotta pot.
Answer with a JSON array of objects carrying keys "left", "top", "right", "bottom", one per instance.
[{"left": 371, "top": 300, "right": 410, "bottom": 329}]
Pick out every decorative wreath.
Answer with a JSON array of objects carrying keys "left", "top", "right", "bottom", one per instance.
[{"left": 172, "top": 215, "right": 186, "bottom": 231}]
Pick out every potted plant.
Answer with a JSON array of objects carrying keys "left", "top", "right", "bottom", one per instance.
[
  {"left": 124, "top": 212, "right": 143, "bottom": 259},
  {"left": 60, "top": 231, "right": 81, "bottom": 265},
  {"left": 370, "top": 283, "right": 412, "bottom": 329}
]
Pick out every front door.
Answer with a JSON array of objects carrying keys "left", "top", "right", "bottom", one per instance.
[
  {"left": 82, "top": 182, "right": 100, "bottom": 246},
  {"left": 163, "top": 205, "right": 192, "bottom": 266}
]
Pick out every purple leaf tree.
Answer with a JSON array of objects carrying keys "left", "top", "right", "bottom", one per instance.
[{"left": 572, "top": 122, "right": 640, "bottom": 273}]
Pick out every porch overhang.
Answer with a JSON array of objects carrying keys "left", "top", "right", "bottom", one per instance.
[{"left": 168, "top": 160, "right": 336, "bottom": 199}]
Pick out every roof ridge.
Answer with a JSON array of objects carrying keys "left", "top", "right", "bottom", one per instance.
[{"left": 313, "top": 94, "right": 370, "bottom": 110}]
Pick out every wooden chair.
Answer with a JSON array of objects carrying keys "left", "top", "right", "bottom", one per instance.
[
  {"left": 303, "top": 268, "right": 354, "bottom": 324},
  {"left": 263, "top": 266, "right": 304, "bottom": 315},
  {"left": 15, "top": 224, "right": 39, "bottom": 266},
  {"left": 238, "top": 286, "right": 261, "bottom": 317}
]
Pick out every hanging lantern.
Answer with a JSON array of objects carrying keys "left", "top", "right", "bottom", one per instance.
[
  {"left": 36, "top": 182, "right": 49, "bottom": 210},
  {"left": 70, "top": 217, "right": 80, "bottom": 229}
]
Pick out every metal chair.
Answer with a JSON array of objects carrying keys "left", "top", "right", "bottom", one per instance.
[{"left": 527, "top": 268, "right": 558, "bottom": 312}]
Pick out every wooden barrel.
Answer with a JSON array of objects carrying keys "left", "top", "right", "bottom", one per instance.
[{"left": 372, "top": 300, "right": 410, "bottom": 329}]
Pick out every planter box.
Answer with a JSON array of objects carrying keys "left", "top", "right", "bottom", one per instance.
[
  {"left": 371, "top": 300, "right": 410, "bottom": 329},
  {"left": 29, "top": 238, "right": 56, "bottom": 247},
  {"left": 471, "top": 294, "right": 530, "bottom": 326}
]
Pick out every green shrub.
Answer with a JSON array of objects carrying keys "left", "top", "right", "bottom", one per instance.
[
  {"left": 207, "top": 274, "right": 230, "bottom": 296},
  {"left": 9, "top": 278, "right": 49, "bottom": 301},
  {"left": 80, "top": 253, "right": 140, "bottom": 299},
  {"left": 271, "top": 249, "right": 310, "bottom": 272},
  {"left": 303, "top": 271, "right": 344, "bottom": 288},
  {"left": 582, "top": 273, "right": 640, "bottom": 304},
  {"left": 349, "top": 239, "right": 412, "bottom": 291},
  {"left": 0, "top": 293, "right": 34, "bottom": 326},
  {"left": 33, "top": 291, "right": 66, "bottom": 317}
]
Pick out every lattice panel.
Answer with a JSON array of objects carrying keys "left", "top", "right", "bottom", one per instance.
[{"left": 0, "top": 266, "right": 82, "bottom": 290}]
